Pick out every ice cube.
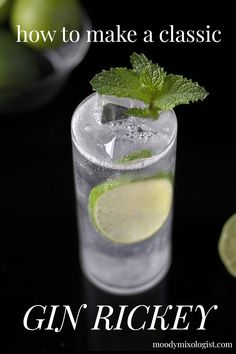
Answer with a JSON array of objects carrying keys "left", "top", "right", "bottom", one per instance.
[
  {"left": 100, "top": 95, "right": 131, "bottom": 124},
  {"left": 99, "top": 95, "right": 148, "bottom": 124},
  {"left": 104, "top": 136, "right": 116, "bottom": 159},
  {"left": 101, "top": 103, "right": 128, "bottom": 123}
]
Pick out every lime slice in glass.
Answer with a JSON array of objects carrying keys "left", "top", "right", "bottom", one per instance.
[
  {"left": 218, "top": 213, "right": 236, "bottom": 278},
  {"left": 118, "top": 149, "right": 154, "bottom": 163},
  {"left": 89, "top": 176, "right": 172, "bottom": 244}
]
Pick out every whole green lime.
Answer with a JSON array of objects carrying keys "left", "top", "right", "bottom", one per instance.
[
  {"left": 10, "top": 0, "right": 81, "bottom": 50},
  {"left": 0, "top": 0, "right": 12, "bottom": 23},
  {"left": 0, "top": 30, "right": 40, "bottom": 88}
]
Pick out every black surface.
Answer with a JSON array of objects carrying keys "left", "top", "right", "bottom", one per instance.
[{"left": 1, "top": 1, "right": 235, "bottom": 352}]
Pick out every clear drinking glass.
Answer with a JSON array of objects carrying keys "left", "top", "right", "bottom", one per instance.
[{"left": 71, "top": 93, "right": 177, "bottom": 295}]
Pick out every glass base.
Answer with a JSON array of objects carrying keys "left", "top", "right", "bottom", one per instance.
[{"left": 81, "top": 259, "right": 171, "bottom": 296}]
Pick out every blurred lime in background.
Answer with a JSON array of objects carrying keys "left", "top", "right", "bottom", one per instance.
[
  {"left": 0, "top": 0, "right": 12, "bottom": 23},
  {"left": 0, "top": 0, "right": 90, "bottom": 112},
  {"left": 10, "top": 0, "right": 81, "bottom": 50},
  {"left": 218, "top": 214, "right": 236, "bottom": 278},
  {"left": 0, "top": 30, "right": 40, "bottom": 87}
]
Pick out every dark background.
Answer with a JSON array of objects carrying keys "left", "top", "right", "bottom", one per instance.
[{"left": 1, "top": 0, "right": 235, "bottom": 352}]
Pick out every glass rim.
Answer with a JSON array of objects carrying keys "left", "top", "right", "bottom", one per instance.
[{"left": 71, "top": 93, "right": 178, "bottom": 171}]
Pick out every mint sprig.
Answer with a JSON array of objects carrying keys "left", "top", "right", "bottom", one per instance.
[{"left": 90, "top": 53, "right": 208, "bottom": 119}]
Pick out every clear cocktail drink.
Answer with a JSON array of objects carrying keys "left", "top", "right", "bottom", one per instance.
[{"left": 71, "top": 93, "right": 177, "bottom": 294}]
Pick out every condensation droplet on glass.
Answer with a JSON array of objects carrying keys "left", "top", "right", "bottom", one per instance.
[
  {"left": 97, "top": 141, "right": 104, "bottom": 148},
  {"left": 84, "top": 124, "right": 92, "bottom": 132}
]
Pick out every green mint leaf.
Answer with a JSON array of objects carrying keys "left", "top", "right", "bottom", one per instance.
[
  {"left": 90, "top": 67, "right": 152, "bottom": 103},
  {"left": 154, "top": 74, "right": 209, "bottom": 111},
  {"left": 127, "top": 107, "right": 160, "bottom": 119},
  {"left": 90, "top": 68, "right": 138, "bottom": 99},
  {"left": 130, "top": 52, "right": 153, "bottom": 74},
  {"left": 139, "top": 64, "right": 166, "bottom": 95}
]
